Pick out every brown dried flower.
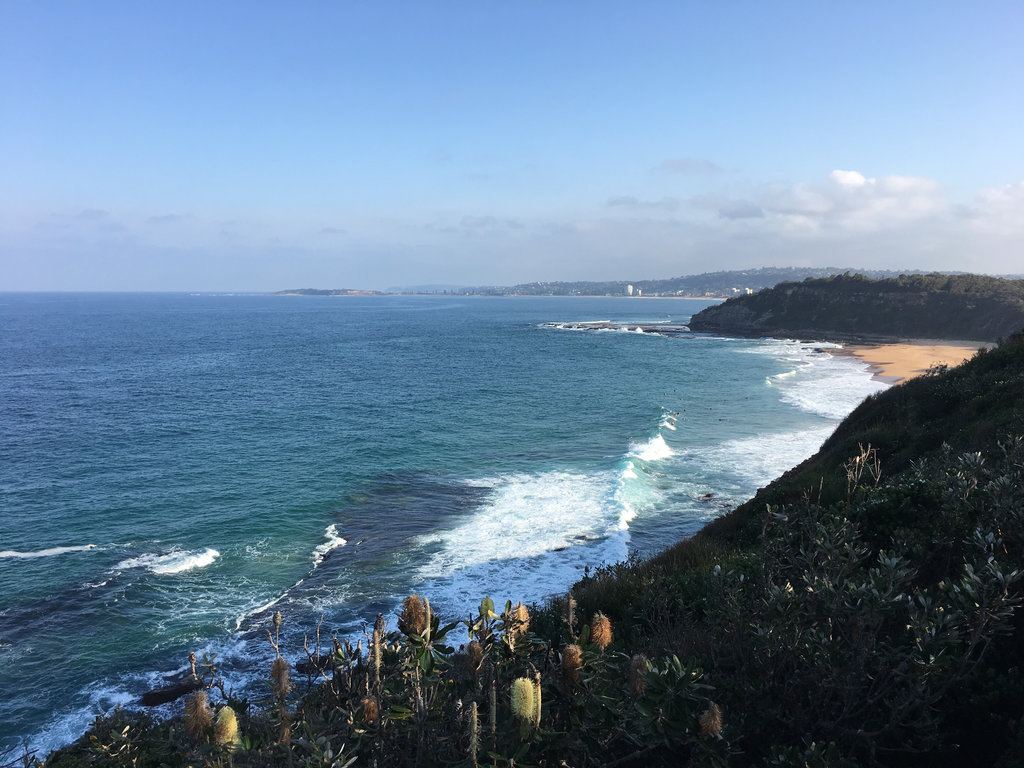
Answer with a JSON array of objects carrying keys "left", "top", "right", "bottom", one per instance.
[
  {"left": 590, "top": 612, "right": 613, "bottom": 650},
  {"left": 699, "top": 701, "right": 723, "bottom": 738},
  {"left": 510, "top": 602, "right": 530, "bottom": 639},
  {"left": 562, "top": 643, "right": 583, "bottom": 683},
  {"left": 467, "top": 640, "right": 484, "bottom": 673},
  {"left": 399, "top": 594, "right": 427, "bottom": 635},
  {"left": 627, "top": 654, "right": 649, "bottom": 696},
  {"left": 184, "top": 690, "right": 212, "bottom": 742},
  {"left": 271, "top": 656, "right": 293, "bottom": 699},
  {"left": 361, "top": 695, "right": 380, "bottom": 723}
]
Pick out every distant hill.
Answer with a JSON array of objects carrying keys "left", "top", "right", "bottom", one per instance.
[
  {"left": 462, "top": 267, "right": 941, "bottom": 298},
  {"left": 688, "top": 272, "right": 1024, "bottom": 342},
  {"left": 273, "top": 288, "right": 384, "bottom": 296}
]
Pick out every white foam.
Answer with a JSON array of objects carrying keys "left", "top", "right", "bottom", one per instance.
[
  {"left": 412, "top": 469, "right": 632, "bottom": 622},
  {"left": 629, "top": 433, "right": 674, "bottom": 462},
  {"left": 0, "top": 544, "right": 96, "bottom": 559},
  {"left": 115, "top": 547, "right": 220, "bottom": 575},
  {"left": 424, "top": 471, "right": 618, "bottom": 573},
  {"left": 311, "top": 524, "right": 347, "bottom": 567},
  {"left": 744, "top": 340, "right": 886, "bottom": 420},
  {"left": 682, "top": 425, "right": 836, "bottom": 491}
]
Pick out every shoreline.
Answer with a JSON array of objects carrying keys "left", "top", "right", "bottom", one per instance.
[{"left": 833, "top": 339, "right": 991, "bottom": 384}]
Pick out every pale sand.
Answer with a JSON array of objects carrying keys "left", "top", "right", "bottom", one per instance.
[{"left": 837, "top": 340, "right": 992, "bottom": 384}]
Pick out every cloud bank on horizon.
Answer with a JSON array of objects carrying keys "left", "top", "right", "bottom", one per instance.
[{"left": 1, "top": 2, "right": 1022, "bottom": 291}]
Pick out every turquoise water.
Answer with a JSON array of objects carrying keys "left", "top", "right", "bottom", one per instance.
[{"left": 0, "top": 293, "right": 885, "bottom": 752}]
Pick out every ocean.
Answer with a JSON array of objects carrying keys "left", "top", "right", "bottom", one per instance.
[{"left": 0, "top": 293, "right": 887, "bottom": 754}]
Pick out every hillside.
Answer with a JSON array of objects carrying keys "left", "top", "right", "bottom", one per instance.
[
  {"left": 462, "top": 267, "right": 938, "bottom": 298},
  {"left": 688, "top": 273, "right": 1024, "bottom": 342}
]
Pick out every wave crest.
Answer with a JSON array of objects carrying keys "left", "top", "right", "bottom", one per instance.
[{"left": 115, "top": 547, "right": 220, "bottom": 575}]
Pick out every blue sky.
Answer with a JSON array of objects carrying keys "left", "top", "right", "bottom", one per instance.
[{"left": 2, "top": 1, "right": 1022, "bottom": 290}]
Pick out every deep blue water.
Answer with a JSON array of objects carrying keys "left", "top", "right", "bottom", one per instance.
[{"left": 0, "top": 293, "right": 885, "bottom": 753}]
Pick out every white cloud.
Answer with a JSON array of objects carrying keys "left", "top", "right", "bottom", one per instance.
[{"left": 829, "top": 170, "right": 867, "bottom": 187}]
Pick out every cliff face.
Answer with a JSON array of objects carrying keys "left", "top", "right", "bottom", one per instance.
[{"left": 688, "top": 273, "right": 1024, "bottom": 342}]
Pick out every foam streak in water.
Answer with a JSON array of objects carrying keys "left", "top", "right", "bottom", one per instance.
[
  {"left": 115, "top": 547, "right": 220, "bottom": 575},
  {"left": 0, "top": 544, "right": 96, "bottom": 559}
]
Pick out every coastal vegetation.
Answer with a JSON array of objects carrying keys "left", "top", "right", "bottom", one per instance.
[
  {"left": 31, "top": 311, "right": 1024, "bottom": 767},
  {"left": 688, "top": 273, "right": 1024, "bottom": 342}
]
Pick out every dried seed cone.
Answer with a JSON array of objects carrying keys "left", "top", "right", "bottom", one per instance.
[
  {"left": 564, "top": 593, "right": 577, "bottom": 634},
  {"left": 467, "top": 640, "right": 484, "bottom": 674},
  {"left": 214, "top": 706, "right": 240, "bottom": 748},
  {"left": 185, "top": 690, "right": 212, "bottom": 742},
  {"left": 399, "top": 594, "right": 427, "bottom": 635},
  {"left": 532, "top": 673, "right": 542, "bottom": 727},
  {"left": 628, "top": 654, "right": 649, "bottom": 696},
  {"left": 510, "top": 602, "right": 530, "bottom": 638},
  {"left": 562, "top": 643, "right": 583, "bottom": 684},
  {"left": 271, "top": 656, "right": 293, "bottom": 698},
  {"left": 361, "top": 695, "right": 380, "bottom": 723},
  {"left": 468, "top": 700, "right": 479, "bottom": 768},
  {"left": 510, "top": 677, "right": 535, "bottom": 723},
  {"left": 590, "top": 612, "right": 613, "bottom": 650},
  {"left": 699, "top": 701, "right": 723, "bottom": 738}
]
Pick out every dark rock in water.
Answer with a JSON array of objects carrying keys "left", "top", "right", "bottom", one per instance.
[{"left": 140, "top": 678, "right": 203, "bottom": 706}]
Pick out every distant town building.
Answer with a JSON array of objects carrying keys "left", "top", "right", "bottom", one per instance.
[
  {"left": 637, "top": 289, "right": 642, "bottom": 296},
  {"left": 626, "top": 284, "right": 634, "bottom": 296}
]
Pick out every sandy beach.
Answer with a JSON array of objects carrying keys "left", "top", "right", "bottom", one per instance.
[{"left": 837, "top": 340, "right": 991, "bottom": 384}]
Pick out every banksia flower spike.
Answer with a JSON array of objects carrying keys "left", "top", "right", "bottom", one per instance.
[
  {"left": 467, "top": 640, "right": 484, "bottom": 675},
  {"left": 361, "top": 696, "right": 380, "bottom": 724},
  {"left": 628, "top": 654, "right": 649, "bottom": 696},
  {"left": 510, "top": 602, "right": 530, "bottom": 639},
  {"left": 510, "top": 677, "right": 535, "bottom": 725},
  {"left": 214, "top": 706, "right": 240, "bottom": 748},
  {"left": 271, "top": 656, "right": 293, "bottom": 699},
  {"left": 399, "top": 594, "right": 427, "bottom": 635},
  {"left": 468, "top": 700, "right": 480, "bottom": 768},
  {"left": 185, "top": 690, "right": 212, "bottom": 742},
  {"left": 489, "top": 680, "right": 497, "bottom": 745},
  {"left": 372, "top": 613, "right": 385, "bottom": 684},
  {"left": 562, "top": 643, "right": 583, "bottom": 684},
  {"left": 699, "top": 701, "right": 723, "bottom": 739},
  {"left": 564, "top": 592, "right": 578, "bottom": 637},
  {"left": 590, "top": 612, "right": 613, "bottom": 650},
  {"left": 532, "top": 672, "right": 542, "bottom": 727}
]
